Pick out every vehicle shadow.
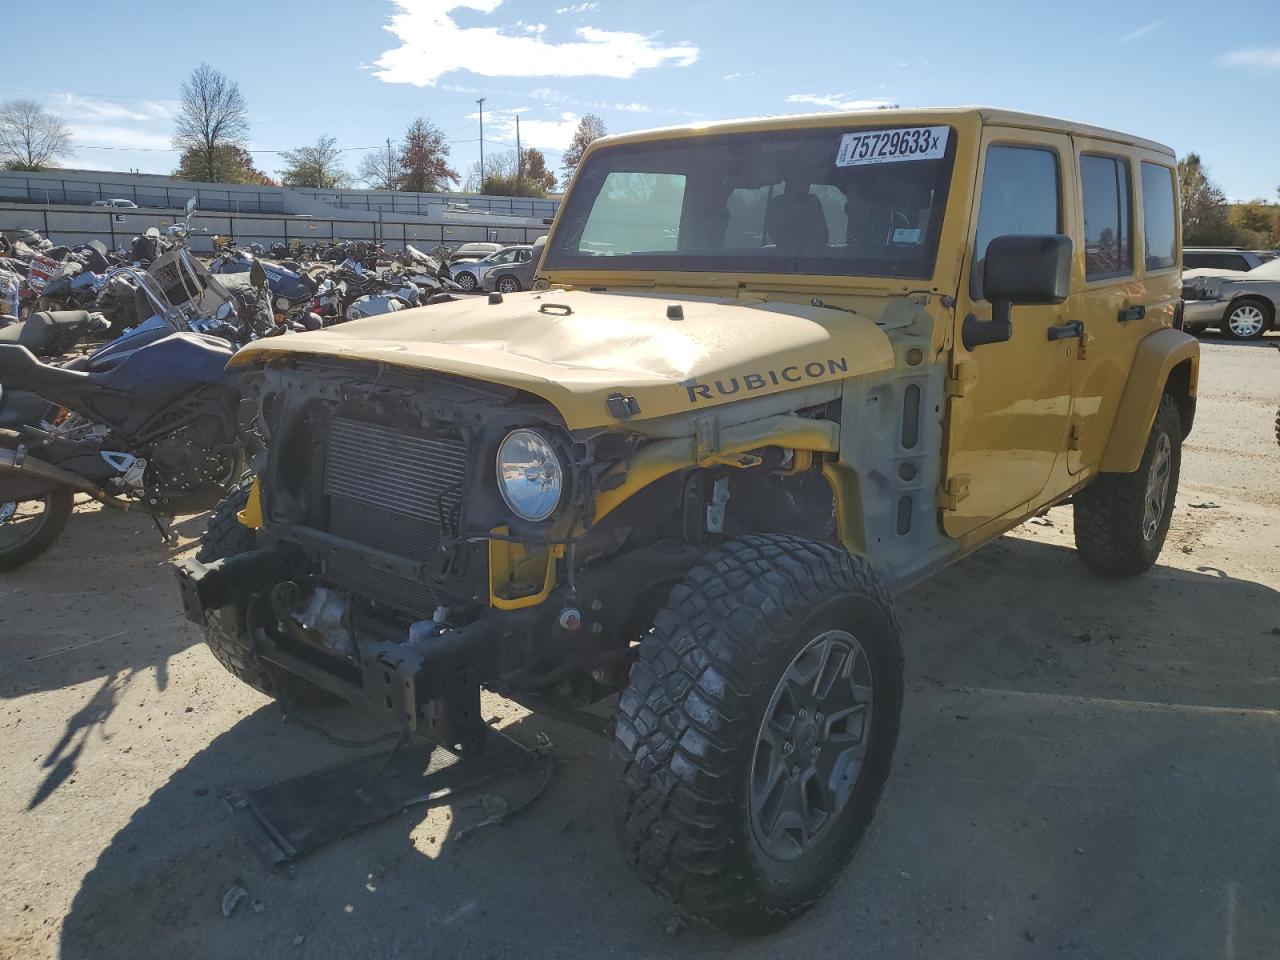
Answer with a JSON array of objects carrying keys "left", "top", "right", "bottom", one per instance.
[
  {"left": 56, "top": 534, "right": 1280, "bottom": 959},
  {"left": 0, "top": 502, "right": 211, "bottom": 704}
]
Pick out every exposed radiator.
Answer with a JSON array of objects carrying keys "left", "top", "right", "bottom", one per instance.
[{"left": 320, "top": 417, "right": 468, "bottom": 614}]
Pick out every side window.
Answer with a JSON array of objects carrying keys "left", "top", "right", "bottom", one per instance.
[
  {"left": 971, "top": 145, "right": 1060, "bottom": 300},
  {"left": 1139, "top": 162, "right": 1176, "bottom": 271},
  {"left": 1080, "top": 155, "right": 1133, "bottom": 279}
]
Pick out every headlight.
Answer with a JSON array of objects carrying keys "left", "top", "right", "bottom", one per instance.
[
  {"left": 275, "top": 295, "right": 291, "bottom": 310},
  {"left": 496, "top": 429, "right": 564, "bottom": 521}
]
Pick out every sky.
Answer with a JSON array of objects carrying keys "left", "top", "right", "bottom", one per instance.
[{"left": 5, "top": 0, "right": 1278, "bottom": 199}]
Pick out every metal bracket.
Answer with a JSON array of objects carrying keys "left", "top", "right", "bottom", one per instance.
[
  {"left": 706, "top": 476, "right": 730, "bottom": 533},
  {"left": 943, "top": 475, "right": 970, "bottom": 511},
  {"left": 946, "top": 360, "right": 976, "bottom": 398},
  {"left": 694, "top": 415, "right": 719, "bottom": 462}
]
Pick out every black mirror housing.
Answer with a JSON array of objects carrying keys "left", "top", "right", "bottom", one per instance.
[
  {"left": 964, "top": 234, "right": 1072, "bottom": 351},
  {"left": 983, "top": 233, "right": 1071, "bottom": 305}
]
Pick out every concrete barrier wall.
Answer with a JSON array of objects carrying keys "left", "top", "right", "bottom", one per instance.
[{"left": 0, "top": 203, "right": 548, "bottom": 254}]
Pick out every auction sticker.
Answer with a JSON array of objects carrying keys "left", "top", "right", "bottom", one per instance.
[{"left": 835, "top": 126, "right": 949, "bottom": 167}]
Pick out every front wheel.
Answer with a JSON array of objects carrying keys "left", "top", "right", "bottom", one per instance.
[
  {"left": 0, "top": 490, "right": 74, "bottom": 572},
  {"left": 455, "top": 271, "right": 477, "bottom": 292},
  {"left": 496, "top": 274, "right": 521, "bottom": 294},
  {"left": 612, "top": 535, "right": 903, "bottom": 935},
  {"left": 1074, "top": 394, "right": 1181, "bottom": 576},
  {"left": 1221, "top": 299, "right": 1270, "bottom": 341}
]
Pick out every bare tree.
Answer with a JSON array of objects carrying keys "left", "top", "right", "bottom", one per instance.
[
  {"left": 561, "top": 114, "right": 607, "bottom": 179},
  {"left": 401, "top": 118, "right": 458, "bottom": 193},
  {"left": 1177, "top": 153, "right": 1233, "bottom": 245},
  {"left": 357, "top": 140, "right": 404, "bottom": 190},
  {"left": 0, "top": 99, "right": 72, "bottom": 171},
  {"left": 278, "top": 134, "right": 350, "bottom": 189},
  {"left": 173, "top": 63, "right": 249, "bottom": 183}
]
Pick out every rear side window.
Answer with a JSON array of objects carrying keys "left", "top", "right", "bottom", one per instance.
[
  {"left": 1081, "top": 155, "right": 1133, "bottom": 279},
  {"left": 1140, "top": 162, "right": 1176, "bottom": 271},
  {"left": 971, "top": 145, "right": 1061, "bottom": 299}
]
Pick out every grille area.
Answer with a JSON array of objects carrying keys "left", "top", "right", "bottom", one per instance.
[{"left": 321, "top": 417, "right": 468, "bottom": 614}]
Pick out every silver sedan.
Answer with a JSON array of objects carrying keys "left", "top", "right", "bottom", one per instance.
[{"left": 1182, "top": 258, "right": 1280, "bottom": 341}]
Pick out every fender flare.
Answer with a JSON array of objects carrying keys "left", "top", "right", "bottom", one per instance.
[{"left": 1098, "top": 328, "right": 1199, "bottom": 474}]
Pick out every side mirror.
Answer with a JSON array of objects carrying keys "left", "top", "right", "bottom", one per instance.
[{"left": 963, "top": 234, "right": 1071, "bottom": 350}]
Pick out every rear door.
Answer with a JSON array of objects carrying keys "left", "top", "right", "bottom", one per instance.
[
  {"left": 944, "top": 127, "right": 1078, "bottom": 538},
  {"left": 1065, "top": 142, "right": 1176, "bottom": 473}
]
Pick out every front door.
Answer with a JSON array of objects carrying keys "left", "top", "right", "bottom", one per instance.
[{"left": 943, "top": 128, "right": 1079, "bottom": 538}]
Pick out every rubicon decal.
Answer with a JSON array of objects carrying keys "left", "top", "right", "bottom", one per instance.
[{"left": 685, "top": 358, "right": 849, "bottom": 403}]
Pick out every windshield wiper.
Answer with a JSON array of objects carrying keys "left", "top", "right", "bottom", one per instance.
[{"left": 810, "top": 298, "right": 858, "bottom": 316}]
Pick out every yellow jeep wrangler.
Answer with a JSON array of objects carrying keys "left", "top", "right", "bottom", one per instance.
[{"left": 175, "top": 107, "right": 1198, "bottom": 934}]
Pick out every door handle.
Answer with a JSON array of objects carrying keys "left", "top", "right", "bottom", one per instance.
[
  {"left": 1047, "top": 320, "right": 1084, "bottom": 341},
  {"left": 1117, "top": 305, "right": 1145, "bottom": 322}
]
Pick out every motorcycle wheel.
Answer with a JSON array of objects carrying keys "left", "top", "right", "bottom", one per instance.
[{"left": 0, "top": 490, "right": 74, "bottom": 572}]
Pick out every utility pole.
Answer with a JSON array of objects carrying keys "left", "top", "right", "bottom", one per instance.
[
  {"left": 385, "top": 138, "right": 393, "bottom": 192},
  {"left": 515, "top": 114, "right": 522, "bottom": 196},
  {"left": 476, "top": 97, "right": 486, "bottom": 193}
]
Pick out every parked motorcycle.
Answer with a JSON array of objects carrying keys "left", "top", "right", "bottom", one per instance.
[{"left": 208, "top": 249, "right": 319, "bottom": 321}]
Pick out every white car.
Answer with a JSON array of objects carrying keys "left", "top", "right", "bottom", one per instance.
[{"left": 91, "top": 198, "right": 138, "bottom": 209}]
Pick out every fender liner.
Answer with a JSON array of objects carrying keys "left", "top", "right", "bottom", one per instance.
[{"left": 1098, "top": 328, "right": 1199, "bottom": 474}]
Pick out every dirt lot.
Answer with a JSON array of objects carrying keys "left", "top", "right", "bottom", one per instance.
[{"left": 2, "top": 336, "right": 1277, "bottom": 960}]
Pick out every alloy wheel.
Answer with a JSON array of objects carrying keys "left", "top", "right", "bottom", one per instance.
[
  {"left": 498, "top": 277, "right": 519, "bottom": 294},
  {"left": 1143, "top": 432, "right": 1172, "bottom": 541},
  {"left": 749, "top": 629, "right": 874, "bottom": 862},
  {"left": 1227, "top": 303, "right": 1265, "bottom": 338}
]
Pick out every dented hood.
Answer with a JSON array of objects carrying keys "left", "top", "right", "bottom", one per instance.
[{"left": 230, "top": 289, "right": 895, "bottom": 430}]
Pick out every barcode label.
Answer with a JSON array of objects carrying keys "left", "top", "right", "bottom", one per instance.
[{"left": 835, "top": 126, "right": 949, "bottom": 167}]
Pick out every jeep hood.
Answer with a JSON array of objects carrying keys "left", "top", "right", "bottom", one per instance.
[{"left": 230, "top": 289, "right": 895, "bottom": 430}]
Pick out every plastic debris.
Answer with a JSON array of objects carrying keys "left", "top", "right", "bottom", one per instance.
[{"left": 221, "top": 883, "right": 248, "bottom": 918}]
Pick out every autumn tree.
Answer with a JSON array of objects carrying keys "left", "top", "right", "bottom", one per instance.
[
  {"left": 400, "top": 118, "right": 457, "bottom": 193},
  {"left": 175, "top": 143, "right": 273, "bottom": 185},
  {"left": 1228, "top": 200, "right": 1280, "bottom": 248},
  {"left": 1177, "top": 153, "right": 1233, "bottom": 245},
  {"left": 561, "top": 114, "right": 607, "bottom": 179},
  {"left": 520, "top": 147, "right": 557, "bottom": 194},
  {"left": 173, "top": 64, "right": 249, "bottom": 183},
  {"left": 0, "top": 99, "right": 72, "bottom": 171},
  {"left": 278, "top": 135, "right": 350, "bottom": 189}
]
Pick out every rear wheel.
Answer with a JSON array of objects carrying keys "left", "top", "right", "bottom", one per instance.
[
  {"left": 613, "top": 534, "right": 903, "bottom": 935},
  {"left": 1221, "top": 299, "right": 1270, "bottom": 341},
  {"left": 198, "top": 478, "right": 335, "bottom": 706},
  {"left": 1074, "top": 395, "right": 1181, "bottom": 576},
  {"left": 0, "top": 490, "right": 74, "bottom": 572}
]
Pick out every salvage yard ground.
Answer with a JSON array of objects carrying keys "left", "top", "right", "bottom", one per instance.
[{"left": 1, "top": 337, "right": 1278, "bottom": 960}]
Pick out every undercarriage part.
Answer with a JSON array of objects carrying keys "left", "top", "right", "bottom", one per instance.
[{"left": 227, "top": 727, "right": 550, "bottom": 866}]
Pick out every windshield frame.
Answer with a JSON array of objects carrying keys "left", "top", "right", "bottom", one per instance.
[{"left": 544, "top": 123, "right": 959, "bottom": 283}]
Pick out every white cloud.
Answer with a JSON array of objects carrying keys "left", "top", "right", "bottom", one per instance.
[
  {"left": 471, "top": 108, "right": 581, "bottom": 151},
  {"left": 785, "top": 93, "right": 897, "bottom": 111},
  {"left": 64, "top": 123, "right": 174, "bottom": 151},
  {"left": 54, "top": 93, "right": 176, "bottom": 124},
  {"left": 723, "top": 71, "right": 753, "bottom": 81},
  {"left": 372, "top": 0, "right": 698, "bottom": 86},
  {"left": 555, "top": 2, "right": 598, "bottom": 12},
  {"left": 1220, "top": 47, "right": 1280, "bottom": 71},
  {"left": 1121, "top": 19, "right": 1164, "bottom": 42}
]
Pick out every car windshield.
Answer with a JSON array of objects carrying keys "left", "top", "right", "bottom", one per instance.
[{"left": 545, "top": 124, "right": 958, "bottom": 280}]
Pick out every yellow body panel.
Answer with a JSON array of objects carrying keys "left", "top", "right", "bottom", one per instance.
[
  {"left": 1099, "top": 328, "right": 1199, "bottom": 473},
  {"left": 237, "top": 476, "right": 263, "bottom": 529},
  {"left": 230, "top": 290, "right": 895, "bottom": 431}
]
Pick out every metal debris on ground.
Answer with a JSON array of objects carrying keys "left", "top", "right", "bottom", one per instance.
[{"left": 220, "top": 883, "right": 248, "bottom": 918}]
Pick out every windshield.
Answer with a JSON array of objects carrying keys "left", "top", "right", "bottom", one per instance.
[{"left": 545, "top": 124, "right": 957, "bottom": 280}]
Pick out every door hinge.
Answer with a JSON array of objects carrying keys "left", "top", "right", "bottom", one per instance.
[
  {"left": 946, "top": 360, "right": 976, "bottom": 398},
  {"left": 943, "top": 475, "right": 970, "bottom": 511},
  {"left": 1068, "top": 422, "right": 1081, "bottom": 451}
]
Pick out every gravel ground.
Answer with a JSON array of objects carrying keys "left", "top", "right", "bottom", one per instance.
[{"left": 1, "top": 336, "right": 1277, "bottom": 960}]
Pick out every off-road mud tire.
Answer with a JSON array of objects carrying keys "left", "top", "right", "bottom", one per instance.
[
  {"left": 198, "top": 477, "right": 336, "bottom": 706},
  {"left": 0, "top": 489, "right": 74, "bottom": 572},
  {"left": 1074, "top": 394, "right": 1181, "bottom": 576},
  {"left": 612, "top": 534, "right": 904, "bottom": 935}
]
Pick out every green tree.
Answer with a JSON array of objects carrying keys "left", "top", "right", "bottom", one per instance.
[
  {"left": 1177, "top": 153, "right": 1233, "bottom": 245},
  {"left": 1228, "top": 200, "right": 1280, "bottom": 248},
  {"left": 278, "top": 135, "right": 350, "bottom": 189},
  {"left": 561, "top": 114, "right": 607, "bottom": 180},
  {"left": 175, "top": 143, "right": 274, "bottom": 185},
  {"left": 0, "top": 99, "right": 72, "bottom": 171},
  {"left": 172, "top": 64, "right": 249, "bottom": 184}
]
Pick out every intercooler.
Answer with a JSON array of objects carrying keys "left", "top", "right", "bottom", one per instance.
[{"left": 320, "top": 416, "right": 468, "bottom": 614}]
